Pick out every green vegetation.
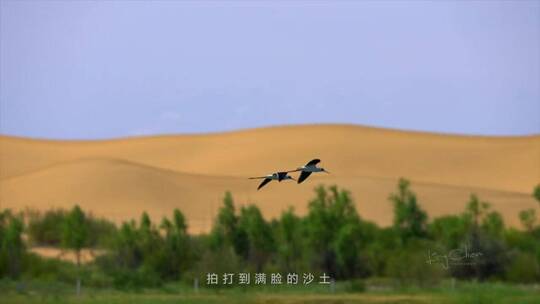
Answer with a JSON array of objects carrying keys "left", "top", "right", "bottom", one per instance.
[
  {"left": 0, "top": 279, "right": 539, "bottom": 304},
  {"left": 62, "top": 205, "right": 88, "bottom": 295},
  {"left": 390, "top": 178, "right": 428, "bottom": 242},
  {"left": 0, "top": 210, "right": 25, "bottom": 279},
  {"left": 26, "top": 208, "right": 116, "bottom": 247},
  {"left": 1, "top": 179, "right": 539, "bottom": 303},
  {"left": 534, "top": 184, "right": 540, "bottom": 204}
]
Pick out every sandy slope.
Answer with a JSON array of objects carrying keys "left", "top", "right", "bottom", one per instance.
[
  {"left": 29, "top": 247, "right": 106, "bottom": 264},
  {"left": 1, "top": 124, "right": 539, "bottom": 232}
]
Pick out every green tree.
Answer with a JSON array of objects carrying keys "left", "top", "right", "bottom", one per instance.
[
  {"left": 482, "top": 210, "right": 505, "bottom": 237},
  {"left": 451, "top": 195, "right": 509, "bottom": 280},
  {"left": 275, "top": 207, "right": 303, "bottom": 273},
  {"left": 26, "top": 208, "right": 115, "bottom": 248},
  {"left": 172, "top": 209, "right": 187, "bottom": 234},
  {"left": 62, "top": 205, "right": 88, "bottom": 295},
  {"left": 533, "top": 185, "right": 540, "bottom": 204},
  {"left": 305, "top": 185, "right": 360, "bottom": 277},
  {"left": 139, "top": 212, "right": 162, "bottom": 256},
  {"left": 465, "top": 194, "right": 490, "bottom": 229},
  {"left": 140, "top": 212, "right": 152, "bottom": 233},
  {"left": 137, "top": 212, "right": 165, "bottom": 278},
  {"left": 26, "top": 209, "right": 67, "bottom": 246},
  {"left": 505, "top": 252, "right": 540, "bottom": 283},
  {"left": 115, "top": 220, "right": 142, "bottom": 270},
  {"left": 218, "top": 192, "right": 237, "bottom": 240},
  {"left": 211, "top": 192, "right": 236, "bottom": 247},
  {"left": 362, "top": 226, "right": 399, "bottom": 277},
  {"left": 429, "top": 214, "right": 468, "bottom": 249},
  {"left": 463, "top": 195, "right": 506, "bottom": 237},
  {"left": 519, "top": 209, "right": 537, "bottom": 232},
  {"left": 389, "top": 178, "right": 428, "bottom": 242},
  {"left": 237, "top": 205, "right": 274, "bottom": 272},
  {"left": 63, "top": 205, "right": 88, "bottom": 267},
  {"left": 305, "top": 186, "right": 337, "bottom": 275},
  {"left": 157, "top": 209, "right": 191, "bottom": 280},
  {"left": 210, "top": 191, "right": 250, "bottom": 259},
  {"left": 99, "top": 214, "right": 164, "bottom": 288},
  {"left": 386, "top": 240, "right": 444, "bottom": 287},
  {"left": 334, "top": 219, "right": 365, "bottom": 277},
  {"left": 0, "top": 211, "right": 25, "bottom": 278}
]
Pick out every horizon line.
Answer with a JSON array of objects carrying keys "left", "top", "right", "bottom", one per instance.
[{"left": 1, "top": 123, "right": 540, "bottom": 142}]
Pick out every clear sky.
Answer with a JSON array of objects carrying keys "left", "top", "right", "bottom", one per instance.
[{"left": 1, "top": 1, "right": 539, "bottom": 139}]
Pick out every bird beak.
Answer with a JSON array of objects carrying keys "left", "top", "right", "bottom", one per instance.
[
  {"left": 290, "top": 177, "right": 296, "bottom": 181},
  {"left": 324, "top": 170, "right": 330, "bottom": 174}
]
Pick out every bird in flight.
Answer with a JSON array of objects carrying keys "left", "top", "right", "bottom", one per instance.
[
  {"left": 289, "top": 158, "right": 329, "bottom": 184},
  {"left": 249, "top": 171, "right": 296, "bottom": 190}
]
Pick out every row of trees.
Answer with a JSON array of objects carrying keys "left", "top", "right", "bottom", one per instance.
[{"left": 1, "top": 181, "right": 539, "bottom": 289}]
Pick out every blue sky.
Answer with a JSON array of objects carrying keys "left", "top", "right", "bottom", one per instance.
[{"left": 1, "top": 1, "right": 539, "bottom": 139}]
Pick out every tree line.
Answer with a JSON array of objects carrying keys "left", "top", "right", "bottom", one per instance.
[{"left": 1, "top": 180, "right": 539, "bottom": 289}]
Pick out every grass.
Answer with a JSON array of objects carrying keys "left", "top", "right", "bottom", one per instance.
[
  {"left": 0, "top": 279, "right": 539, "bottom": 304},
  {"left": 0, "top": 293, "right": 443, "bottom": 304}
]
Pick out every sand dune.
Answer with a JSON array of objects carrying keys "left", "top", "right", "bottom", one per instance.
[
  {"left": 28, "top": 247, "right": 106, "bottom": 264},
  {"left": 1, "top": 124, "right": 539, "bottom": 232}
]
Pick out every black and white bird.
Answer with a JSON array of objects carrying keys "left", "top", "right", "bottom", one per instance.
[
  {"left": 291, "top": 159, "right": 329, "bottom": 184},
  {"left": 249, "top": 171, "right": 296, "bottom": 190}
]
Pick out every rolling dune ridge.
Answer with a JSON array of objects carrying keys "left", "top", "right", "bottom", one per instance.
[{"left": 1, "top": 124, "right": 539, "bottom": 233}]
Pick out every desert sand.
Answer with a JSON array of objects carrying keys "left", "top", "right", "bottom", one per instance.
[
  {"left": 1, "top": 124, "right": 539, "bottom": 233},
  {"left": 28, "top": 247, "right": 106, "bottom": 264}
]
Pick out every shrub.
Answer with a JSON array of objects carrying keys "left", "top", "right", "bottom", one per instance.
[
  {"left": 26, "top": 208, "right": 116, "bottom": 248},
  {"left": 385, "top": 240, "right": 444, "bottom": 287},
  {"left": 27, "top": 209, "right": 67, "bottom": 246},
  {"left": 505, "top": 252, "right": 540, "bottom": 283},
  {"left": 345, "top": 279, "right": 366, "bottom": 293}
]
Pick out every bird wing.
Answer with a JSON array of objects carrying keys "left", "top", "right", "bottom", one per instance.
[
  {"left": 277, "top": 172, "right": 288, "bottom": 181},
  {"left": 257, "top": 178, "right": 272, "bottom": 190},
  {"left": 297, "top": 171, "right": 312, "bottom": 184},
  {"left": 305, "top": 159, "right": 321, "bottom": 166}
]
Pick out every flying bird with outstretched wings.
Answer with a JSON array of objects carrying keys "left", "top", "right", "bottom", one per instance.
[
  {"left": 248, "top": 159, "right": 329, "bottom": 190},
  {"left": 248, "top": 171, "right": 295, "bottom": 190},
  {"left": 289, "top": 158, "right": 329, "bottom": 184}
]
